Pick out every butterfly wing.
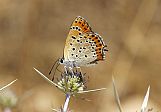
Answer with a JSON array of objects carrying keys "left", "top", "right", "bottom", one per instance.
[
  {"left": 71, "top": 32, "right": 106, "bottom": 66},
  {"left": 64, "top": 16, "right": 92, "bottom": 61},
  {"left": 63, "top": 16, "right": 107, "bottom": 66}
]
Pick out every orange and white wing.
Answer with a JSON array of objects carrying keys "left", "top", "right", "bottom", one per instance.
[
  {"left": 63, "top": 16, "right": 92, "bottom": 61},
  {"left": 65, "top": 32, "right": 107, "bottom": 66}
]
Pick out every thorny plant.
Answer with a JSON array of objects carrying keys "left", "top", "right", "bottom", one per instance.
[
  {"left": 0, "top": 79, "right": 17, "bottom": 112},
  {"left": 112, "top": 76, "right": 154, "bottom": 112},
  {"left": 34, "top": 67, "right": 106, "bottom": 112},
  {"left": 34, "top": 67, "right": 157, "bottom": 112},
  {"left": 0, "top": 79, "right": 17, "bottom": 92}
]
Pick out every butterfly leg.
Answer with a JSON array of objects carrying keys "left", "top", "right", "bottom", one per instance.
[
  {"left": 64, "top": 66, "right": 68, "bottom": 75},
  {"left": 69, "top": 66, "right": 75, "bottom": 76},
  {"left": 76, "top": 66, "right": 82, "bottom": 73},
  {"left": 69, "top": 61, "right": 77, "bottom": 75},
  {"left": 76, "top": 66, "right": 84, "bottom": 82}
]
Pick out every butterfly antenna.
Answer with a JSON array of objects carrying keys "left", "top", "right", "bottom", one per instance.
[
  {"left": 49, "top": 58, "right": 60, "bottom": 75},
  {"left": 52, "top": 62, "right": 60, "bottom": 81},
  {"left": 56, "top": 68, "right": 63, "bottom": 73}
]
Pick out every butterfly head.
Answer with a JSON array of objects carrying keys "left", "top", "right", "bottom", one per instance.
[
  {"left": 59, "top": 57, "right": 64, "bottom": 64},
  {"left": 59, "top": 57, "right": 79, "bottom": 67}
]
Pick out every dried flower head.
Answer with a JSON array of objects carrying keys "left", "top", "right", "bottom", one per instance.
[
  {"left": 57, "top": 70, "right": 86, "bottom": 95},
  {"left": 34, "top": 67, "right": 106, "bottom": 112},
  {"left": 0, "top": 89, "right": 18, "bottom": 108}
]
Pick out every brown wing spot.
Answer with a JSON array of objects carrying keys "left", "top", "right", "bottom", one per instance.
[
  {"left": 91, "top": 36, "right": 98, "bottom": 41},
  {"left": 96, "top": 50, "right": 101, "bottom": 53},
  {"left": 71, "top": 16, "right": 92, "bottom": 33},
  {"left": 72, "top": 36, "right": 76, "bottom": 39},
  {"left": 92, "top": 35, "right": 95, "bottom": 37},
  {"left": 96, "top": 43, "right": 102, "bottom": 47},
  {"left": 97, "top": 55, "right": 103, "bottom": 60}
]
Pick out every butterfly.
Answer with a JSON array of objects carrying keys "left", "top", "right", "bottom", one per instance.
[
  {"left": 49, "top": 16, "right": 108, "bottom": 80},
  {"left": 60, "top": 16, "right": 108, "bottom": 67}
]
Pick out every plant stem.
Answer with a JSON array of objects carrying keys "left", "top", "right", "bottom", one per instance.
[{"left": 63, "top": 94, "right": 71, "bottom": 112}]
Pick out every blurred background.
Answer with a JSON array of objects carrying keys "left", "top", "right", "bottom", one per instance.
[{"left": 0, "top": 0, "right": 161, "bottom": 112}]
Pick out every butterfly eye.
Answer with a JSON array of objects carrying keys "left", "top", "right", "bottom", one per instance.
[{"left": 60, "top": 58, "right": 64, "bottom": 64}]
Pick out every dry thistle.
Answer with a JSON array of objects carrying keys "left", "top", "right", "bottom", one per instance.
[
  {"left": 0, "top": 79, "right": 18, "bottom": 112},
  {"left": 112, "top": 76, "right": 152, "bottom": 112},
  {"left": 0, "top": 89, "right": 18, "bottom": 112},
  {"left": 34, "top": 67, "right": 106, "bottom": 112}
]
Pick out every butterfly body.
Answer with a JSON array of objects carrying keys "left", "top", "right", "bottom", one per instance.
[{"left": 61, "top": 16, "right": 108, "bottom": 67}]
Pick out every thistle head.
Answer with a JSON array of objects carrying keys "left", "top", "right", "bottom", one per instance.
[
  {"left": 0, "top": 89, "right": 18, "bottom": 108},
  {"left": 57, "top": 69, "right": 86, "bottom": 95}
]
